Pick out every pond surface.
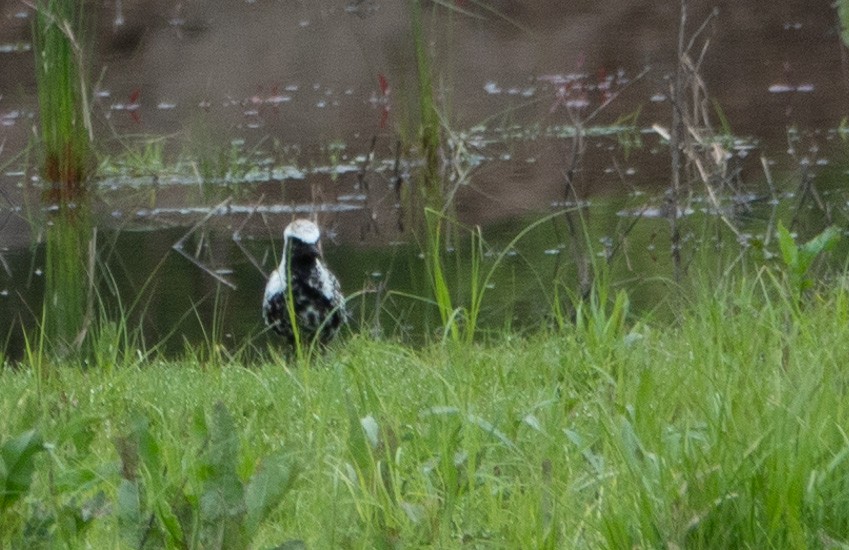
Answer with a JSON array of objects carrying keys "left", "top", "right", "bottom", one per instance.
[{"left": 0, "top": 0, "right": 847, "bottom": 358}]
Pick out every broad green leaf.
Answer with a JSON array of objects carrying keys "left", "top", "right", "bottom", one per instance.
[
  {"left": 467, "top": 414, "right": 516, "bottom": 450},
  {"left": 54, "top": 465, "right": 98, "bottom": 493},
  {"left": 800, "top": 226, "right": 841, "bottom": 259},
  {"left": 202, "top": 402, "right": 240, "bottom": 481},
  {"left": 776, "top": 221, "right": 797, "bottom": 269},
  {"left": 244, "top": 451, "right": 298, "bottom": 536},
  {"left": 116, "top": 479, "right": 142, "bottom": 546},
  {"left": 199, "top": 403, "right": 246, "bottom": 546},
  {"left": 344, "top": 394, "right": 372, "bottom": 476},
  {"left": 788, "top": 225, "right": 841, "bottom": 290},
  {"left": 0, "top": 430, "right": 44, "bottom": 509},
  {"left": 134, "top": 417, "right": 162, "bottom": 479},
  {"left": 156, "top": 492, "right": 186, "bottom": 545},
  {"left": 58, "top": 416, "right": 99, "bottom": 455}
]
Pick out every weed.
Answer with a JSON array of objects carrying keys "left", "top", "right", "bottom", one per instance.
[
  {"left": 0, "top": 429, "right": 45, "bottom": 540},
  {"left": 775, "top": 221, "right": 841, "bottom": 300},
  {"left": 98, "top": 136, "right": 168, "bottom": 178},
  {"left": 4, "top": 272, "right": 849, "bottom": 546},
  {"left": 114, "top": 402, "right": 299, "bottom": 548}
]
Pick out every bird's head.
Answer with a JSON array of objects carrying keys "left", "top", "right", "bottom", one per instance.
[{"left": 283, "top": 219, "right": 321, "bottom": 259}]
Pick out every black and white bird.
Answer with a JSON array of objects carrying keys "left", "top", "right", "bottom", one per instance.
[{"left": 262, "top": 219, "right": 346, "bottom": 345}]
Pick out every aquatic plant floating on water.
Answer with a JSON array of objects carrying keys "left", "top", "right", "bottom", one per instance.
[{"left": 263, "top": 219, "right": 347, "bottom": 352}]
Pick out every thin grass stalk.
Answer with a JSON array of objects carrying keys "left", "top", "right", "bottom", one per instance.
[
  {"left": 464, "top": 226, "right": 483, "bottom": 344},
  {"left": 91, "top": 259, "right": 141, "bottom": 371},
  {"left": 667, "top": 0, "right": 687, "bottom": 283},
  {"left": 282, "top": 242, "right": 306, "bottom": 363},
  {"left": 424, "top": 209, "right": 458, "bottom": 343},
  {"left": 466, "top": 210, "right": 571, "bottom": 342},
  {"left": 22, "top": 307, "right": 49, "bottom": 390}
]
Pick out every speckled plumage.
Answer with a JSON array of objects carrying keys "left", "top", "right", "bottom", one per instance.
[{"left": 262, "top": 220, "right": 346, "bottom": 345}]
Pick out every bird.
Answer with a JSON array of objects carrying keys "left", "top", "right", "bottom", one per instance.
[{"left": 262, "top": 219, "right": 346, "bottom": 346}]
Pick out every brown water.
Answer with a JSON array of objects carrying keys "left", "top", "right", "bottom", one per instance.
[{"left": 0, "top": 1, "right": 847, "bottom": 356}]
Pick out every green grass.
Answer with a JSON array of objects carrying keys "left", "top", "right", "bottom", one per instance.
[{"left": 4, "top": 266, "right": 849, "bottom": 547}]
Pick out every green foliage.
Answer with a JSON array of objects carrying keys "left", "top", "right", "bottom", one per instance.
[
  {"left": 776, "top": 221, "right": 841, "bottom": 297},
  {"left": 0, "top": 430, "right": 44, "bottom": 512},
  {"left": 423, "top": 209, "right": 458, "bottom": 342},
  {"left": 7, "top": 224, "right": 849, "bottom": 545},
  {"left": 115, "top": 403, "right": 298, "bottom": 549},
  {"left": 98, "top": 137, "right": 167, "bottom": 178},
  {"left": 422, "top": 209, "right": 569, "bottom": 344},
  {"left": 4, "top": 288, "right": 849, "bottom": 546}
]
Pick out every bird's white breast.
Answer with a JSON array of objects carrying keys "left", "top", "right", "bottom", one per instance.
[
  {"left": 263, "top": 268, "right": 286, "bottom": 303},
  {"left": 313, "top": 260, "right": 340, "bottom": 301}
]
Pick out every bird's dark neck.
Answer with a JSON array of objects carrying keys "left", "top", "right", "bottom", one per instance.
[
  {"left": 287, "top": 252, "right": 316, "bottom": 279},
  {"left": 284, "top": 239, "right": 318, "bottom": 266}
]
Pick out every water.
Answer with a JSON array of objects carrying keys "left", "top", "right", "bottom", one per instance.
[{"left": 0, "top": 0, "right": 847, "bottom": 358}]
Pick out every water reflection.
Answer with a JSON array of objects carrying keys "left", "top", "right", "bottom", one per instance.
[{"left": 43, "top": 203, "right": 93, "bottom": 355}]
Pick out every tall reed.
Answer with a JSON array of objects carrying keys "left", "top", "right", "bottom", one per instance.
[
  {"left": 43, "top": 206, "right": 93, "bottom": 354},
  {"left": 33, "top": 0, "right": 95, "bottom": 354},
  {"left": 409, "top": 0, "right": 441, "bottom": 203},
  {"left": 33, "top": 0, "right": 93, "bottom": 200}
]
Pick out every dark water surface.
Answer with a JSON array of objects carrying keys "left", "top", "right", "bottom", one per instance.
[{"left": 0, "top": 1, "right": 847, "bottom": 357}]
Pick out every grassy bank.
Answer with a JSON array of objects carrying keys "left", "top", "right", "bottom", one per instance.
[{"left": 2, "top": 268, "right": 849, "bottom": 548}]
